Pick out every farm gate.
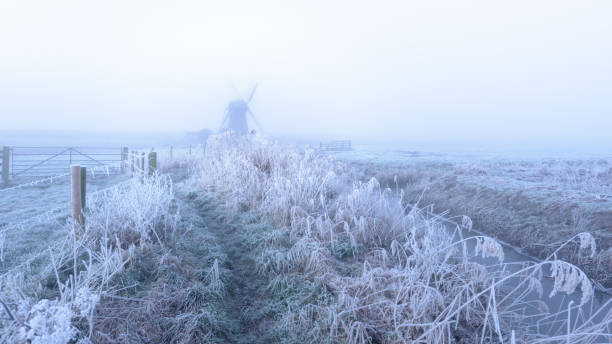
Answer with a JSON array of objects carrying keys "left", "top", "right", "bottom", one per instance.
[{"left": 2, "top": 146, "right": 128, "bottom": 180}]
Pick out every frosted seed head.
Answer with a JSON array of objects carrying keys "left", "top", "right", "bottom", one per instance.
[
  {"left": 526, "top": 276, "right": 544, "bottom": 298},
  {"left": 578, "top": 232, "right": 597, "bottom": 258},
  {"left": 461, "top": 216, "right": 473, "bottom": 231},
  {"left": 548, "top": 260, "right": 593, "bottom": 305},
  {"left": 474, "top": 237, "right": 504, "bottom": 262}
]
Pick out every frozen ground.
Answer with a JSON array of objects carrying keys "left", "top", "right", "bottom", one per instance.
[{"left": 333, "top": 144, "right": 612, "bottom": 289}]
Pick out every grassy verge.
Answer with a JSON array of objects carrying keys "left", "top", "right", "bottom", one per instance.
[{"left": 0, "top": 175, "right": 182, "bottom": 343}]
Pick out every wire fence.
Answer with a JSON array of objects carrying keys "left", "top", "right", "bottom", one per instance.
[
  {"left": 0, "top": 146, "right": 162, "bottom": 226},
  {"left": 0, "top": 145, "right": 167, "bottom": 277},
  {"left": 0, "top": 175, "right": 138, "bottom": 269},
  {"left": 0, "top": 172, "right": 71, "bottom": 193},
  {"left": 0, "top": 202, "right": 68, "bottom": 232},
  {"left": 0, "top": 234, "right": 72, "bottom": 278},
  {"left": 155, "top": 144, "right": 206, "bottom": 161},
  {"left": 0, "top": 161, "right": 128, "bottom": 193},
  {"left": 0, "top": 160, "right": 137, "bottom": 232},
  {"left": 0, "top": 180, "right": 134, "bottom": 231}
]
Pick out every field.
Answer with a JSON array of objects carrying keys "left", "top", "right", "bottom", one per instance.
[{"left": 0, "top": 136, "right": 610, "bottom": 343}]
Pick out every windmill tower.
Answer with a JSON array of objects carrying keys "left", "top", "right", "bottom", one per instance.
[{"left": 219, "top": 83, "right": 261, "bottom": 135}]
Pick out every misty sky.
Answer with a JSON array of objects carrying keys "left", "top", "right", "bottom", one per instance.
[{"left": 0, "top": 0, "right": 610, "bottom": 145}]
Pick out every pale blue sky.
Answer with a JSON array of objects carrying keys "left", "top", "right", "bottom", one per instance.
[{"left": 0, "top": 0, "right": 610, "bottom": 146}]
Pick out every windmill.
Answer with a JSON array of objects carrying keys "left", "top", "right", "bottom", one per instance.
[{"left": 219, "top": 83, "right": 262, "bottom": 135}]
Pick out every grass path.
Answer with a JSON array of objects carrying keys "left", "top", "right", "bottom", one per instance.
[{"left": 182, "top": 190, "right": 276, "bottom": 343}]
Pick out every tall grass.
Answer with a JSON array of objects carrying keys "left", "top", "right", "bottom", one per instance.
[
  {"left": 0, "top": 175, "right": 179, "bottom": 343},
  {"left": 357, "top": 158, "right": 612, "bottom": 288},
  {"left": 198, "top": 134, "right": 611, "bottom": 343}
]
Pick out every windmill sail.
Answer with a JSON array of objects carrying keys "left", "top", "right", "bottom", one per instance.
[{"left": 247, "top": 83, "right": 258, "bottom": 103}]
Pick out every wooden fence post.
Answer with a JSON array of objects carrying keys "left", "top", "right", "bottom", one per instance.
[
  {"left": 71, "top": 165, "right": 84, "bottom": 233},
  {"left": 80, "top": 166, "right": 87, "bottom": 211},
  {"left": 130, "top": 151, "right": 135, "bottom": 174},
  {"left": 2, "top": 146, "right": 9, "bottom": 184},
  {"left": 140, "top": 152, "right": 145, "bottom": 181},
  {"left": 121, "top": 147, "right": 128, "bottom": 174},
  {"left": 170, "top": 146, "right": 173, "bottom": 160},
  {"left": 148, "top": 152, "right": 157, "bottom": 176}
]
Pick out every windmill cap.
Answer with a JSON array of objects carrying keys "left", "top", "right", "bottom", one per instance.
[{"left": 228, "top": 99, "right": 249, "bottom": 110}]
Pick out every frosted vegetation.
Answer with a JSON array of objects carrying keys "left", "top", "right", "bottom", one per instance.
[
  {"left": 0, "top": 135, "right": 609, "bottom": 343},
  {"left": 347, "top": 152, "right": 612, "bottom": 289},
  {"left": 0, "top": 176, "right": 179, "bottom": 343},
  {"left": 198, "top": 135, "right": 610, "bottom": 343}
]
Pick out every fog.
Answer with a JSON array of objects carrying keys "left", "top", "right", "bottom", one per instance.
[{"left": 1, "top": 0, "right": 611, "bottom": 151}]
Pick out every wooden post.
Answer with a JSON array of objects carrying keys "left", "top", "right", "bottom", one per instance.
[
  {"left": 148, "top": 152, "right": 157, "bottom": 176},
  {"left": 131, "top": 151, "right": 135, "bottom": 174},
  {"left": 134, "top": 151, "right": 138, "bottom": 173},
  {"left": 71, "top": 165, "right": 84, "bottom": 232},
  {"left": 189, "top": 145, "right": 192, "bottom": 155},
  {"left": 2, "top": 146, "right": 9, "bottom": 184},
  {"left": 169, "top": 146, "right": 173, "bottom": 160},
  {"left": 80, "top": 166, "right": 87, "bottom": 210},
  {"left": 121, "top": 147, "right": 128, "bottom": 174},
  {"left": 140, "top": 152, "right": 145, "bottom": 181}
]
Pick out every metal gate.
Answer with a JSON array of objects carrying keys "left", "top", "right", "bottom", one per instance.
[{"left": 9, "top": 147, "right": 125, "bottom": 178}]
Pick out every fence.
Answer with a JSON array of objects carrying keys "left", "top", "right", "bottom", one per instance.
[
  {"left": 0, "top": 151, "right": 158, "bottom": 264},
  {"left": 319, "top": 140, "right": 352, "bottom": 152},
  {"left": 2, "top": 146, "right": 129, "bottom": 182}
]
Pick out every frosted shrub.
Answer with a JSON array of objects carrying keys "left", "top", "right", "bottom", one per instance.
[
  {"left": 334, "top": 178, "right": 411, "bottom": 249},
  {"left": 203, "top": 134, "right": 343, "bottom": 225},
  {"left": 84, "top": 174, "right": 178, "bottom": 249}
]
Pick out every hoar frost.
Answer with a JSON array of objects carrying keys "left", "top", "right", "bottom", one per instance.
[
  {"left": 18, "top": 299, "right": 75, "bottom": 344},
  {"left": 16, "top": 287, "right": 100, "bottom": 344}
]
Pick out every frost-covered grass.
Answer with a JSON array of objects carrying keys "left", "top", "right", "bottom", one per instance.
[
  {"left": 87, "top": 186, "right": 236, "bottom": 343},
  {"left": 350, "top": 155, "right": 612, "bottom": 289},
  {"left": 1, "top": 137, "right": 609, "bottom": 343},
  {"left": 0, "top": 173, "right": 131, "bottom": 272},
  {"left": 197, "top": 134, "right": 611, "bottom": 343},
  {"left": 0, "top": 175, "right": 184, "bottom": 343}
]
